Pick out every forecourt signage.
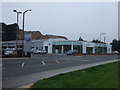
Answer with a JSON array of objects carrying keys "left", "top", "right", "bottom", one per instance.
[{"left": 24, "top": 33, "right": 32, "bottom": 57}]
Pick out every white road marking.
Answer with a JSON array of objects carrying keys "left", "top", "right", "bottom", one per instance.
[
  {"left": 21, "top": 62, "right": 25, "bottom": 67},
  {"left": 56, "top": 60, "right": 60, "bottom": 63},
  {"left": 42, "top": 61, "right": 46, "bottom": 65}
]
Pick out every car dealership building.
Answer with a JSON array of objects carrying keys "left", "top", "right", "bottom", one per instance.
[{"left": 2, "top": 38, "right": 112, "bottom": 54}]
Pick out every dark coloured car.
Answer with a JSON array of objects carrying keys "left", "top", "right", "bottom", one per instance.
[{"left": 66, "top": 50, "right": 78, "bottom": 55}]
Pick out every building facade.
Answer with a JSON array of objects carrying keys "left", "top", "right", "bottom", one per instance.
[
  {"left": 2, "top": 38, "right": 112, "bottom": 54},
  {"left": 42, "top": 39, "right": 111, "bottom": 54}
]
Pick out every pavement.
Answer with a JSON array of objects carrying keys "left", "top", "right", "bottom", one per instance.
[{"left": 2, "top": 54, "right": 119, "bottom": 89}]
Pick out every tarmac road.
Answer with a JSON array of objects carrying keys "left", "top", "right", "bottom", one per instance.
[{"left": 2, "top": 54, "right": 119, "bottom": 88}]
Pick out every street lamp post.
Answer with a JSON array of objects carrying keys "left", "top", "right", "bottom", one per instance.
[
  {"left": 100, "top": 33, "right": 106, "bottom": 42},
  {"left": 13, "top": 10, "right": 22, "bottom": 55},
  {"left": 104, "top": 36, "right": 106, "bottom": 53},
  {"left": 100, "top": 33, "right": 106, "bottom": 53},
  {"left": 22, "top": 9, "right": 32, "bottom": 57}
]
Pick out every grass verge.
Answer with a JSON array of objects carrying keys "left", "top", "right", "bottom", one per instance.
[{"left": 30, "top": 62, "right": 119, "bottom": 88}]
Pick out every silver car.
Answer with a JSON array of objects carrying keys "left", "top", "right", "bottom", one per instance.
[
  {"left": 33, "top": 49, "right": 47, "bottom": 54},
  {"left": 4, "top": 48, "right": 15, "bottom": 55}
]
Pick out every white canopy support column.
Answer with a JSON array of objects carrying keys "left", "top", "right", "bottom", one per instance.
[
  {"left": 82, "top": 42, "right": 86, "bottom": 53},
  {"left": 71, "top": 41, "right": 73, "bottom": 50},
  {"left": 93, "top": 47, "right": 95, "bottom": 53},
  {"left": 61, "top": 45, "right": 64, "bottom": 53}
]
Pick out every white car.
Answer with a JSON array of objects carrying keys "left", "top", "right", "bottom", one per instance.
[
  {"left": 31, "top": 48, "right": 36, "bottom": 53},
  {"left": 4, "top": 48, "right": 15, "bottom": 55},
  {"left": 112, "top": 51, "right": 119, "bottom": 54},
  {"left": 33, "top": 49, "right": 47, "bottom": 54}
]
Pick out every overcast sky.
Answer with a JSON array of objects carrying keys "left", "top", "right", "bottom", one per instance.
[{"left": 2, "top": 2, "right": 118, "bottom": 43}]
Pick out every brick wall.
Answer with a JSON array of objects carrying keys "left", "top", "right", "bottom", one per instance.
[{"left": 32, "top": 32, "right": 43, "bottom": 39}]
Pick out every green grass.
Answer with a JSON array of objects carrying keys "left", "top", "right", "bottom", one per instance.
[{"left": 30, "top": 62, "right": 119, "bottom": 88}]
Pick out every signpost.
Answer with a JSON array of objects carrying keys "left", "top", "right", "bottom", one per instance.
[{"left": 24, "top": 33, "right": 31, "bottom": 57}]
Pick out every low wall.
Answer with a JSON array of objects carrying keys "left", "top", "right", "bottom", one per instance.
[{"left": 74, "top": 53, "right": 119, "bottom": 55}]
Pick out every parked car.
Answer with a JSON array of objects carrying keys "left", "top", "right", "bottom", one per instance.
[
  {"left": 31, "top": 48, "right": 36, "bottom": 53},
  {"left": 4, "top": 48, "right": 15, "bottom": 55},
  {"left": 33, "top": 49, "right": 47, "bottom": 54},
  {"left": 112, "top": 51, "right": 119, "bottom": 54},
  {"left": 66, "top": 50, "right": 78, "bottom": 55}
]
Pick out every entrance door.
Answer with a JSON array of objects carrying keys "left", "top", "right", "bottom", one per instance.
[{"left": 45, "top": 46, "right": 48, "bottom": 53}]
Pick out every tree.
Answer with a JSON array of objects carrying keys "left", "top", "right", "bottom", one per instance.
[
  {"left": 118, "top": 39, "right": 120, "bottom": 52},
  {"left": 1, "top": 23, "right": 19, "bottom": 41},
  {"left": 79, "top": 36, "right": 84, "bottom": 41},
  {"left": 111, "top": 39, "right": 118, "bottom": 51},
  {"left": 92, "top": 39, "right": 103, "bottom": 43}
]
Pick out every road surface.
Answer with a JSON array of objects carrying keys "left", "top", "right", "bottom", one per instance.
[{"left": 2, "top": 54, "right": 118, "bottom": 88}]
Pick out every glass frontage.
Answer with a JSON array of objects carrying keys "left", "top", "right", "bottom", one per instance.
[
  {"left": 52, "top": 41, "right": 108, "bottom": 54},
  {"left": 94, "top": 43, "right": 107, "bottom": 53},
  {"left": 63, "top": 45, "right": 71, "bottom": 53},
  {"left": 52, "top": 41, "right": 83, "bottom": 53},
  {"left": 52, "top": 45, "right": 82, "bottom": 53},
  {"left": 86, "top": 47, "right": 93, "bottom": 53},
  {"left": 73, "top": 45, "right": 82, "bottom": 53},
  {"left": 52, "top": 45, "right": 62, "bottom": 53},
  {"left": 94, "top": 47, "right": 107, "bottom": 53}
]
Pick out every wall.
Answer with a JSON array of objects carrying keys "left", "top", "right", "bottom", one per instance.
[
  {"left": 32, "top": 40, "right": 44, "bottom": 50},
  {"left": 43, "top": 41, "right": 52, "bottom": 53}
]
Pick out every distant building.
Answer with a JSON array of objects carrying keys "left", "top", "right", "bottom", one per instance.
[
  {"left": 38, "top": 34, "right": 68, "bottom": 40},
  {"left": 18, "top": 30, "right": 43, "bottom": 40},
  {"left": 18, "top": 30, "right": 68, "bottom": 40},
  {"left": 25, "top": 31, "right": 43, "bottom": 40}
]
